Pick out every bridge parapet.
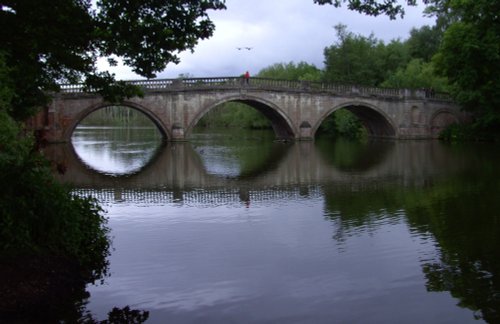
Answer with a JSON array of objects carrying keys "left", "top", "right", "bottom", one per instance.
[{"left": 59, "top": 77, "right": 451, "bottom": 101}]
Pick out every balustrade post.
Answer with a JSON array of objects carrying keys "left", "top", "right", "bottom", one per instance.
[
  {"left": 415, "top": 89, "right": 427, "bottom": 99},
  {"left": 301, "top": 81, "right": 311, "bottom": 91},
  {"left": 400, "top": 89, "right": 411, "bottom": 99},
  {"left": 172, "top": 79, "right": 183, "bottom": 89}
]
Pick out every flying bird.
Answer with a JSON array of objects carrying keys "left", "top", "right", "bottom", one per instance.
[{"left": 236, "top": 47, "right": 253, "bottom": 50}]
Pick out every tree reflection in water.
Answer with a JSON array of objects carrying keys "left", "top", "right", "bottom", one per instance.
[{"left": 322, "top": 146, "right": 500, "bottom": 322}]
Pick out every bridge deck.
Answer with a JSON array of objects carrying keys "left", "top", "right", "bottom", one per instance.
[{"left": 59, "top": 76, "right": 451, "bottom": 101}]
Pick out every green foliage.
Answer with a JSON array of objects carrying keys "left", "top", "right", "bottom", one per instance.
[
  {"left": 0, "top": 45, "right": 109, "bottom": 277},
  {"left": 100, "top": 306, "right": 150, "bottom": 324},
  {"left": 433, "top": 1, "right": 500, "bottom": 128},
  {"left": 0, "top": 111, "right": 32, "bottom": 171},
  {"left": 317, "top": 109, "right": 366, "bottom": 139},
  {"left": 439, "top": 123, "right": 474, "bottom": 142},
  {"left": 80, "top": 106, "right": 156, "bottom": 127},
  {"left": 410, "top": 0, "right": 500, "bottom": 134},
  {"left": 0, "top": 109, "right": 110, "bottom": 280},
  {"left": 315, "top": 0, "right": 500, "bottom": 136},
  {"left": 257, "top": 61, "right": 322, "bottom": 81},
  {"left": 323, "top": 24, "right": 379, "bottom": 85},
  {"left": 323, "top": 24, "right": 410, "bottom": 86},
  {"left": 439, "top": 123, "right": 500, "bottom": 143},
  {"left": 0, "top": 52, "right": 13, "bottom": 111},
  {"left": 317, "top": 1, "right": 500, "bottom": 139},
  {"left": 197, "top": 102, "right": 271, "bottom": 129},
  {"left": 0, "top": 1, "right": 227, "bottom": 318},
  {"left": 0, "top": 0, "right": 228, "bottom": 280},
  {"left": 0, "top": 0, "right": 226, "bottom": 119},
  {"left": 381, "top": 58, "right": 449, "bottom": 91},
  {"left": 2, "top": 76, "right": 106, "bottom": 287},
  {"left": 0, "top": 56, "right": 31, "bottom": 164},
  {"left": 380, "top": 39, "right": 411, "bottom": 74},
  {"left": 406, "top": 25, "right": 443, "bottom": 61},
  {"left": 313, "top": 0, "right": 422, "bottom": 19}
]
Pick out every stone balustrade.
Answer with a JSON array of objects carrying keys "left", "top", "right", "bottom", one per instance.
[{"left": 59, "top": 76, "right": 451, "bottom": 101}]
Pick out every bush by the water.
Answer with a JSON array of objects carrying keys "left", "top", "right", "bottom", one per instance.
[
  {"left": 440, "top": 122, "right": 500, "bottom": 143},
  {"left": 317, "top": 109, "right": 366, "bottom": 139},
  {"left": 197, "top": 102, "right": 272, "bottom": 129},
  {"left": 0, "top": 109, "right": 110, "bottom": 279}
]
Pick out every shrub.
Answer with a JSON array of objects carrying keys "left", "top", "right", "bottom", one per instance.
[
  {"left": 0, "top": 110, "right": 110, "bottom": 280},
  {"left": 440, "top": 122, "right": 500, "bottom": 143}
]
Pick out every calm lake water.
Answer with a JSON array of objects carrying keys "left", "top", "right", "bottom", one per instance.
[{"left": 45, "top": 126, "right": 500, "bottom": 323}]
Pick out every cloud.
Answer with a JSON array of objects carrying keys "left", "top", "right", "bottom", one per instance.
[{"left": 101, "top": 0, "right": 435, "bottom": 80}]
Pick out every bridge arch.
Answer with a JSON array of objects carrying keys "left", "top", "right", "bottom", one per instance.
[
  {"left": 313, "top": 101, "right": 397, "bottom": 138},
  {"left": 186, "top": 95, "right": 296, "bottom": 140},
  {"left": 63, "top": 101, "right": 170, "bottom": 141},
  {"left": 430, "top": 108, "right": 460, "bottom": 138}
]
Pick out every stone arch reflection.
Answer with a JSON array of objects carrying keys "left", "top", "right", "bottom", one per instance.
[
  {"left": 44, "top": 141, "right": 293, "bottom": 189},
  {"left": 316, "top": 138, "right": 395, "bottom": 173},
  {"left": 192, "top": 138, "right": 292, "bottom": 180},
  {"left": 70, "top": 104, "right": 165, "bottom": 176},
  {"left": 44, "top": 141, "right": 463, "bottom": 198}
]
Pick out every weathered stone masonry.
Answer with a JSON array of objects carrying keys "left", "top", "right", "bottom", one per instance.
[{"left": 28, "top": 77, "right": 467, "bottom": 143}]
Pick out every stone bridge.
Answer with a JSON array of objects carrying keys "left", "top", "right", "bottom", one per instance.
[{"left": 30, "top": 77, "right": 466, "bottom": 142}]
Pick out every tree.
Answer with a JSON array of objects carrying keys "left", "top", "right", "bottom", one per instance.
[
  {"left": 313, "top": 0, "right": 431, "bottom": 19},
  {"left": 257, "top": 61, "right": 322, "bottom": 81},
  {"left": 406, "top": 25, "right": 443, "bottom": 61},
  {"left": 0, "top": 2, "right": 227, "bottom": 318},
  {"left": 323, "top": 24, "right": 378, "bottom": 85},
  {"left": 196, "top": 102, "right": 271, "bottom": 130},
  {"left": 316, "top": 0, "right": 500, "bottom": 136},
  {"left": 432, "top": 0, "right": 500, "bottom": 128},
  {"left": 323, "top": 24, "right": 409, "bottom": 86},
  {"left": 375, "top": 39, "right": 411, "bottom": 80},
  {"left": 0, "top": 0, "right": 226, "bottom": 120},
  {"left": 382, "top": 58, "right": 448, "bottom": 91},
  {"left": 322, "top": 25, "right": 412, "bottom": 139}
]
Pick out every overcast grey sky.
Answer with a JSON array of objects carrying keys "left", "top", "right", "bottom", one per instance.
[{"left": 100, "top": 0, "right": 435, "bottom": 80}]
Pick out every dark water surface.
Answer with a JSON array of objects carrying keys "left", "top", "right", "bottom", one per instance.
[{"left": 46, "top": 126, "right": 500, "bottom": 323}]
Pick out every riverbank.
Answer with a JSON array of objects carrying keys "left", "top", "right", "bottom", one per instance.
[{"left": 0, "top": 254, "right": 87, "bottom": 323}]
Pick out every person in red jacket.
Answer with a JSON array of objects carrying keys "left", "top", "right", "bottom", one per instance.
[{"left": 244, "top": 71, "right": 250, "bottom": 84}]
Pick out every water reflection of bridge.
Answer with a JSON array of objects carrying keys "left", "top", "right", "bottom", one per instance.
[
  {"left": 44, "top": 140, "right": 467, "bottom": 205},
  {"left": 73, "top": 186, "right": 324, "bottom": 206}
]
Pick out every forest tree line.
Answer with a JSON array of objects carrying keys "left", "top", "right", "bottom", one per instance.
[{"left": 198, "top": 23, "right": 447, "bottom": 139}]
